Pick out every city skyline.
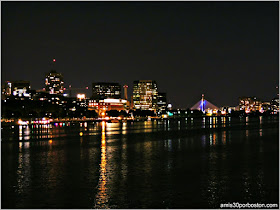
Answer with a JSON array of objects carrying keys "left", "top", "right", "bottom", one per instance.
[{"left": 2, "top": 1, "right": 279, "bottom": 108}]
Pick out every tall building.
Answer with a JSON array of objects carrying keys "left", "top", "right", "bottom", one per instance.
[
  {"left": 92, "top": 82, "right": 121, "bottom": 100},
  {"left": 123, "top": 85, "right": 128, "bottom": 100},
  {"left": 45, "top": 70, "right": 64, "bottom": 94},
  {"left": 133, "top": 80, "right": 158, "bottom": 110}
]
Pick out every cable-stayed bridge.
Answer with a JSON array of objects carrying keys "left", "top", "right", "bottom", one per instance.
[{"left": 191, "top": 94, "right": 218, "bottom": 112}]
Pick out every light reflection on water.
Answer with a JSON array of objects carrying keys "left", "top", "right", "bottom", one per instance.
[
  {"left": 222, "top": 131, "right": 226, "bottom": 145},
  {"left": 95, "top": 121, "right": 109, "bottom": 209},
  {"left": 1, "top": 116, "right": 279, "bottom": 209}
]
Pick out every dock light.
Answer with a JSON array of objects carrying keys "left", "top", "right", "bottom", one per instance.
[{"left": 18, "top": 119, "right": 29, "bottom": 125}]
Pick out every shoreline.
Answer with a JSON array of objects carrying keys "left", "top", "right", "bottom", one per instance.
[
  {"left": 2, "top": 116, "right": 278, "bottom": 143},
  {"left": 1, "top": 114, "right": 279, "bottom": 126}
]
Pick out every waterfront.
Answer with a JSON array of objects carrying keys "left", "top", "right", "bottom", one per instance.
[{"left": 2, "top": 116, "right": 279, "bottom": 208}]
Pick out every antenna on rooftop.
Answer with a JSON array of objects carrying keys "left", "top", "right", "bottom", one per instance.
[{"left": 51, "top": 58, "right": 56, "bottom": 71}]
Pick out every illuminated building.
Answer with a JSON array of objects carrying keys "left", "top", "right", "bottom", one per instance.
[
  {"left": 271, "top": 86, "right": 279, "bottom": 113},
  {"left": 157, "top": 92, "right": 167, "bottom": 111},
  {"left": 10, "top": 80, "right": 31, "bottom": 98},
  {"left": 271, "top": 98, "right": 279, "bottom": 113},
  {"left": 123, "top": 85, "right": 130, "bottom": 109},
  {"left": 45, "top": 70, "right": 64, "bottom": 94},
  {"left": 239, "top": 96, "right": 261, "bottom": 113},
  {"left": 133, "top": 80, "right": 158, "bottom": 111},
  {"left": 88, "top": 98, "right": 127, "bottom": 117},
  {"left": 92, "top": 82, "right": 121, "bottom": 100},
  {"left": 123, "top": 85, "right": 128, "bottom": 100},
  {"left": 220, "top": 106, "right": 238, "bottom": 115},
  {"left": 261, "top": 101, "right": 272, "bottom": 112},
  {"left": 2, "top": 81, "right": 12, "bottom": 99}
]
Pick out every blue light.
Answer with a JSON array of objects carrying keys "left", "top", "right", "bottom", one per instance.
[
  {"left": 167, "top": 111, "right": 173, "bottom": 116},
  {"left": 200, "top": 100, "right": 205, "bottom": 112}
]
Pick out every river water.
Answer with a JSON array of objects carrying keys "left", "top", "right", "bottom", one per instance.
[{"left": 2, "top": 116, "right": 279, "bottom": 208}]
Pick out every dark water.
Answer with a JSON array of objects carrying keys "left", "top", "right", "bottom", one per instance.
[{"left": 2, "top": 116, "right": 279, "bottom": 208}]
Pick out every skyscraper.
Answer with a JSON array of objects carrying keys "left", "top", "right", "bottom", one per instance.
[
  {"left": 45, "top": 70, "right": 64, "bottom": 94},
  {"left": 133, "top": 80, "right": 158, "bottom": 111},
  {"left": 92, "top": 82, "right": 121, "bottom": 100}
]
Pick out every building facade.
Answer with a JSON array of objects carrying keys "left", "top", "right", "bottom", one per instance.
[
  {"left": 12, "top": 80, "right": 31, "bottom": 97},
  {"left": 88, "top": 98, "right": 127, "bottom": 117},
  {"left": 45, "top": 70, "right": 64, "bottom": 94},
  {"left": 271, "top": 98, "right": 279, "bottom": 113},
  {"left": 239, "top": 96, "right": 262, "bottom": 113},
  {"left": 2, "top": 81, "right": 12, "bottom": 99},
  {"left": 157, "top": 92, "right": 167, "bottom": 112},
  {"left": 92, "top": 82, "right": 121, "bottom": 100},
  {"left": 133, "top": 80, "right": 158, "bottom": 111},
  {"left": 2, "top": 80, "right": 32, "bottom": 99}
]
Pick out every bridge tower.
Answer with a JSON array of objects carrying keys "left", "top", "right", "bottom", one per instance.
[{"left": 201, "top": 94, "right": 205, "bottom": 113}]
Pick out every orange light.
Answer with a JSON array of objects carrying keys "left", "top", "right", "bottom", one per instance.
[{"left": 49, "top": 140, "right": 53, "bottom": 144}]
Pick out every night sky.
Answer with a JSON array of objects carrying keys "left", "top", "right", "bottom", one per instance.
[{"left": 2, "top": 1, "right": 279, "bottom": 108}]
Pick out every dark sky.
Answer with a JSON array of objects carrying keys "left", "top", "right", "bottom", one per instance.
[{"left": 2, "top": 1, "right": 279, "bottom": 108}]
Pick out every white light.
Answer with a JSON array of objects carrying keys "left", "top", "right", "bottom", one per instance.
[
  {"left": 18, "top": 119, "right": 29, "bottom": 125},
  {"left": 103, "top": 98, "right": 127, "bottom": 103},
  {"left": 77, "top": 94, "right": 86, "bottom": 100}
]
